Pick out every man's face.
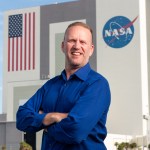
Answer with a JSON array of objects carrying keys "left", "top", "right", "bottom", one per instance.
[{"left": 62, "top": 25, "right": 94, "bottom": 69}]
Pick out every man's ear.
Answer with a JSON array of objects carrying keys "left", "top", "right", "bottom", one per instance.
[
  {"left": 89, "top": 44, "right": 94, "bottom": 57},
  {"left": 61, "top": 41, "right": 65, "bottom": 53}
]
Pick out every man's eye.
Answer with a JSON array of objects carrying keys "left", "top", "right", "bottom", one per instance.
[
  {"left": 68, "top": 40, "right": 75, "bottom": 43},
  {"left": 80, "top": 41, "right": 86, "bottom": 44}
]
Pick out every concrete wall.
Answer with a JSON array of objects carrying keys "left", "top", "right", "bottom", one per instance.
[
  {"left": 0, "top": 113, "right": 6, "bottom": 121},
  {"left": 0, "top": 121, "right": 22, "bottom": 149},
  {"left": 146, "top": 0, "right": 150, "bottom": 114},
  {"left": 96, "top": 0, "right": 147, "bottom": 135},
  {"left": 0, "top": 122, "right": 6, "bottom": 146}
]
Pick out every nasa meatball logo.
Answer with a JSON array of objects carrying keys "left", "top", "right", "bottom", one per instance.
[{"left": 103, "top": 16, "right": 138, "bottom": 48}]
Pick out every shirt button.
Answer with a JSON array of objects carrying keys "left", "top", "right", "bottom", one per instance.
[{"left": 64, "top": 83, "right": 67, "bottom": 86}]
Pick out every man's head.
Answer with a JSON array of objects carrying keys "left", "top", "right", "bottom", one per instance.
[
  {"left": 62, "top": 22, "right": 94, "bottom": 70},
  {"left": 64, "top": 22, "right": 93, "bottom": 43}
]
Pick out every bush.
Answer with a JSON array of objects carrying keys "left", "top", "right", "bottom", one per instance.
[
  {"left": 114, "top": 142, "right": 137, "bottom": 150},
  {"left": 19, "top": 141, "right": 32, "bottom": 150},
  {"left": 1, "top": 145, "right": 6, "bottom": 150}
]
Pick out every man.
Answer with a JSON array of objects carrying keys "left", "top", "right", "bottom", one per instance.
[{"left": 16, "top": 22, "right": 111, "bottom": 150}]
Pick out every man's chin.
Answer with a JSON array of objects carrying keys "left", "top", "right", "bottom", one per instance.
[{"left": 70, "top": 63, "right": 81, "bottom": 69}]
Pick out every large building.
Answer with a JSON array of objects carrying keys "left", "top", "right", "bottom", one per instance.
[{"left": 1, "top": 0, "right": 150, "bottom": 149}]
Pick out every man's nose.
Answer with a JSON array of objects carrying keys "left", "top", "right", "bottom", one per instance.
[{"left": 73, "top": 41, "right": 80, "bottom": 49}]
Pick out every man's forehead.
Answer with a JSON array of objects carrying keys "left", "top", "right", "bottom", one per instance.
[{"left": 66, "top": 26, "right": 91, "bottom": 36}]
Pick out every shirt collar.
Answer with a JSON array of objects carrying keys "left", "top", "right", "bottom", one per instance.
[{"left": 61, "top": 63, "right": 91, "bottom": 81}]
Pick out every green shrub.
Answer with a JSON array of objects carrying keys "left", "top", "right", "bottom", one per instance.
[
  {"left": 19, "top": 141, "right": 32, "bottom": 150},
  {"left": 1, "top": 145, "right": 6, "bottom": 150}
]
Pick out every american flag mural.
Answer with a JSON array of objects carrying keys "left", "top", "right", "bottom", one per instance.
[{"left": 8, "top": 12, "right": 35, "bottom": 72}]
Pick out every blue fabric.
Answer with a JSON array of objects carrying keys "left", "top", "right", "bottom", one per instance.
[{"left": 16, "top": 63, "right": 111, "bottom": 150}]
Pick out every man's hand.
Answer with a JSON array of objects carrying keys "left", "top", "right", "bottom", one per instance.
[{"left": 42, "top": 112, "right": 68, "bottom": 126}]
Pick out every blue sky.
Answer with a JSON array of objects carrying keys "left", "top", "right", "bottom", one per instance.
[{"left": 0, "top": 0, "right": 74, "bottom": 113}]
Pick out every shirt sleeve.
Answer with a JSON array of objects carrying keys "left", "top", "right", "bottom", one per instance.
[
  {"left": 47, "top": 78, "right": 111, "bottom": 144},
  {"left": 16, "top": 87, "right": 46, "bottom": 133}
]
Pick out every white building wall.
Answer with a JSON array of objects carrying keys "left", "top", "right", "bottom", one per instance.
[
  {"left": 6, "top": 80, "right": 46, "bottom": 121},
  {"left": 3, "top": 7, "right": 41, "bottom": 114},
  {"left": 96, "top": 0, "right": 149, "bottom": 136},
  {"left": 146, "top": 0, "right": 150, "bottom": 113}
]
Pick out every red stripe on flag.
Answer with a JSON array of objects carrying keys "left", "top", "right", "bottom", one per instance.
[
  {"left": 28, "top": 13, "right": 31, "bottom": 70},
  {"left": 20, "top": 37, "right": 22, "bottom": 70},
  {"left": 33, "top": 12, "right": 35, "bottom": 70},
  {"left": 12, "top": 38, "right": 14, "bottom": 71}
]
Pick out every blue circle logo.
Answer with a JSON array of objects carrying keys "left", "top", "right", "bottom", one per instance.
[{"left": 103, "top": 16, "right": 138, "bottom": 48}]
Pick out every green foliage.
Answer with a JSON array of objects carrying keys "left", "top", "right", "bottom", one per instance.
[
  {"left": 129, "top": 143, "right": 137, "bottom": 149},
  {"left": 114, "top": 142, "right": 137, "bottom": 150},
  {"left": 1, "top": 145, "right": 6, "bottom": 150},
  {"left": 19, "top": 141, "right": 32, "bottom": 150},
  {"left": 118, "top": 142, "right": 129, "bottom": 150}
]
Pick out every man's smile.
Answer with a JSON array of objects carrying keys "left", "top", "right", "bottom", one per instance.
[{"left": 71, "top": 52, "right": 82, "bottom": 56}]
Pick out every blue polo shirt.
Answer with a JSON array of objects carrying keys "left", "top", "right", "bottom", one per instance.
[{"left": 16, "top": 63, "right": 111, "bottom": 150}]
